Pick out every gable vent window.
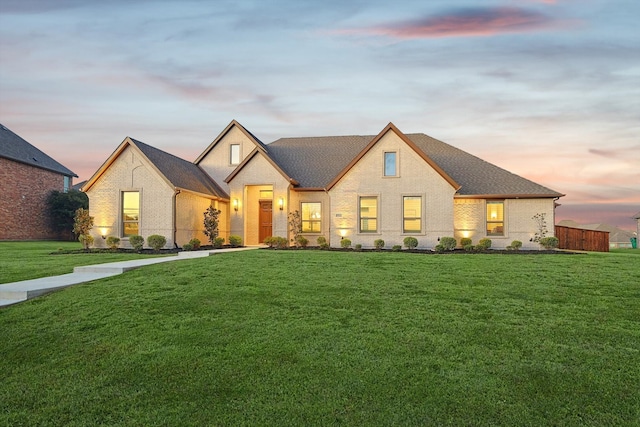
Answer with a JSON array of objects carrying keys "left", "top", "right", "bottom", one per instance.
[
  {"left": 230, "top": 144, "right": 240, "bottom": 165},
  {"left": 384, "top": 152, "right": 397, "bottom": 176}
]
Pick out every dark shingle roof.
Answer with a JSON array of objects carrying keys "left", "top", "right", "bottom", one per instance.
[
  {"left": 129, "top": 138, "right": 228, "bottom": 199},
  {"left": 265, "top": 132, "right": 562, "bottom": 197},
  {"left": 0, "top": 123, "right": 76, "bottom": 176}
]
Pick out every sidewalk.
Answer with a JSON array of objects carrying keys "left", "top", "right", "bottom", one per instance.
[{"left": 0, "top": 247, "right": 256, "bottom": 307}]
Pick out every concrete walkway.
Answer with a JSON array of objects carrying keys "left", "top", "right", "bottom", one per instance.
[{"left": 0, "top": 247, "right": 256, "bottom": 307}]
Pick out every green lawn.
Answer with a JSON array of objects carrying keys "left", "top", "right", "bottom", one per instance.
[
  {"left": 1, "top": 248, "right": 639, "bottom": 426},
  {"left": 0, "top": 241, "right": 169, "bottom": 284}
]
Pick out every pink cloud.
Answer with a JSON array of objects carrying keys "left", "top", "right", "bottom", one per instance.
[{"left": 337, "top": 7, "right": 564, "bottom": 39}]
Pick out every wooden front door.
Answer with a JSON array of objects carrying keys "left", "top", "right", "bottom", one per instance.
[{"left": 259, "top": 200, "right": 273, "bottom": 243}]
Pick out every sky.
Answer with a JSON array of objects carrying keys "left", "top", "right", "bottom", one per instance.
[{"left": 1, "top": 0, "right": 638, "bottom": 231}]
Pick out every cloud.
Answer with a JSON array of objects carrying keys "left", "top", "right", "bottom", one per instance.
[
  {"left": 336, "top": 7, "right": 565, "bottom": 39},
  {"left": 589, "top": 146, "right": 640, "bottom": 159}
]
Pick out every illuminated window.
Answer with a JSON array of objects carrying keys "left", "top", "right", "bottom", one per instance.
[
  {"left": 230, "top": 144, "right": 240, "bottom": 165},
  {"left": 403, "top": 196, "right": 422, "bottom": 233},
  {"left": 122, "top": 191, "right": 140, "bottom": 237},
  {"left": 486, "top": 201, "right": 504, "bottom": 236},
  {"left": 359, "top": 196, "right": 378, "bottom": 233},
  {"left": 301, "top": 202, "right": 322, "bottom": 233},
  {"left": 384, "top": 152, "right": 396, "bottom": 176}
]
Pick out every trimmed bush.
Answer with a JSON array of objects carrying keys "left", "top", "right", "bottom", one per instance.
[
  {"left": 539, "top": 236, "right": 559, "bottom": 250},
  {"left": 510, "top": 240, "right": 522, "bottom": 251},
  {"left": 266, "top": 236, "right": 287, "bottom": 249},
  {"left": 263, "top": 236, "right": 274, "bottom": 247},
  {"left": 213, "top": 237, "right": 225, "bottom": 248},
  {"left": 295, "top": 235, "right": 309, "bottom": 248},
  {"left": 106, "top": 236, "right": 120, "bottom": 250},
  {"left": 182, "top": 243, "right": 194, "bottom": 251},
  {"left": 460, "top": 237, "right": 472, "bottom": 247},
  {"left": 435, "top": 244, "right": 445, "bottom": 253},
  {"left": 317, "top": 236, "right": 327, "bottom": 246},
  {"left": 403, "top": 236, "right": 418, "bottom": 249},
  {"left": 374, "top": 239, "right": 385, "bottom": 250},
  {"left": 229, "top": 235, "right": 243, "bottom": 247},
  {"left": 392, "top": 245, "right": 402, "bottom": 252},
  {"left": 440, "top": 237, "right": 457, "bottom": 251},
  {"left": 354, "top": 244, "right": 362, "bottom": 251},
  {"left": 477, "top": 238, "right": 492, "bottom": 251},
  {"left": 147, "top": 234, "right": 167, "bottom": 251},
  {"left": 129, "top": 235, "right": 144, "bottom": 251},
  {"left": 340, "top": 238, "right": 351, "bottom": 249},
  {"left": 78, "top": 234, "right": 94, "bottom": 250},
  {"left": 464, "top": 244, "right": 475, "bottom": 252},
  {"left": 189, "top": 238, "right": 201, "bottom": 250}
]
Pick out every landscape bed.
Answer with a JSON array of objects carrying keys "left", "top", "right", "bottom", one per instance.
[{"left": 1, "top": 245, "right": 639, "bottom": 426}]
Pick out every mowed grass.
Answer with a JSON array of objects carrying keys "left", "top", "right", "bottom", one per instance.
[
  {"left": 1, "top": 249, "right": 639, "bottom": 426},
  {"left": 0, "top": 241, "right": 169, "bottom": 284}
]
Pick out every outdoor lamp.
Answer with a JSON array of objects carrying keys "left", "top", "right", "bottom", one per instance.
[
  {"left": 233, "top": 198, "right": 238, "bottom": 212},
  {"left": 278, "top": 197, "right": 284, "bottom": 211}
]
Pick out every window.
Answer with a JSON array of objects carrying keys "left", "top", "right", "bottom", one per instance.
[
  {"left": 384, "top": 152, "right": 396, "bottom": 176},
  {"left": 63, "top": 176, "right": 70, "bottom": 193},
  {"left": 403, "top": 196, "right": 422, "bottom": 233},
  {"left": 486, "top": 201, "right": 504, "bottom": 236},
  {"left": 230, "top": 144, "right": 240, "bottom": 165},
  {"left": 122, "top": 191, "right": 140, "bottom": 237},
  {"left": 359, "top": 196, "right": 378, "bottom": 233},
  {"left": 301, "top": 202, "right": 322, "bottom": 233}
]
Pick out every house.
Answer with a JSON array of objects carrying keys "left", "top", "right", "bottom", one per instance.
[
  {"left": 84, "top": 121, "right": 564, "bottom": 249},
  {"left": 0, "top": 123, "right": 77, "bottom": 240}
]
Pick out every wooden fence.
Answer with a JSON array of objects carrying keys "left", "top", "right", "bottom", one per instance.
[{"left": 555, "top": 225, "right": 609, "bottom": 252}]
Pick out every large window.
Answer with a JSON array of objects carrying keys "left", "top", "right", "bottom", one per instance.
[
  {"left": 359, "top": 196, "right": 378, "bottom": 233},
  {"left": 384, "top": 152, "right": 396, "bottom": 176},
  {"left": 301, "top": 202, "right": 322, "bottom": 233},
  {"left": 486, "top": 201, "right": 504, "bottom": 236},
  {"left": 230, "top": 144, "right": 240, "bottom": 165},
  {"left": 122, "top": 191, "right": 140, "bottom": 237},
  {"left": 403, "top": 196, "right": 422, "bottom": 233}
]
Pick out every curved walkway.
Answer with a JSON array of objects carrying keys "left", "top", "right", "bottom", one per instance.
[{"left": 0, "top": 247, "right": 257, "bottom": 307}]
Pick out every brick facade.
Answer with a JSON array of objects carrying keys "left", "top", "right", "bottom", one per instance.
[{"left": 0, "top": 157, "right": 66, "bottom": 240}]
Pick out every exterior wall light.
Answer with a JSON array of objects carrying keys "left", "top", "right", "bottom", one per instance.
[
  {"left": 99, "top": 227, "right": 107, "bottom": 239},
  {"left": 278, "top": 197, "right": 284, "bottom": 211},
  {"left": 233, "top": 199, "right": 238, "bottom": 212}
]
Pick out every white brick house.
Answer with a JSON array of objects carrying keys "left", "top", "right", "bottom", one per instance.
[{"left": 84, "top": 121, "right": 564, "bottom": 249}]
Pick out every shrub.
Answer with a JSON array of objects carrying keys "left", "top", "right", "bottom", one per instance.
[
  {"left": 392, "top": 245, "right": 402, "bottom": 252},
  {"left": 73, "top": 207, "right": 94, "bottom": 250},
  {"left": 78, "top": 234, "right": 94, "bottom": 250},
  {"left": 477, "top": 238, "right": 492, "bottom": 251},
  {"left": 435, "top": 244, "right": 445, "bottom": 253},
  {"left": 317, "top": 236, "right": 327, "bottom": 246},
  {"left": 374, "top": 239, "right": 385, "bottom": 250},
  {"left": 182, "top": 243, "right": 193, "bottom": 251},
  {"left": 129, "top": 235, "right": 144, "bottom": 251},
  {"left": 340, "top": 238, "right": 351, "bottom": 249},
  {"left": 213, "top": 237, "right": 225, "bottom": 248},
  {"left": 46, "top": 190, "right": 88, "bottom": 239},
  {"left": 263, "top": 236, "right": 274, "bottom": 247},
  {"left": 510, "top": 240, "right": 522, "bottom": 251},
  {"left": 147, "top": 234, "right": 167, "bottom": 251},
  {"left": 354, "top": 244, "right": 362, "bottom": 251},
  {"left": 189, "top": 238, "right": 201, "bottom": 250},
  {"left": 403, "top": 236, "right": 418, "bottom": 249},
  {"left": 460, "top": 237, "right": 472, "bottom": 247},
  {"left": 539, "top": 236, "right": 559, "bottom": 250},
  {"left": 272, "top": 236, "right": 288, "bottom": 249},
  {"left": 464, "top": 244, "right": 475, "bottom": 252},
  {"left": 203, "top": 206, "right": 221, "bottom": 245},
  {"left": 229, "top": 235, "right": 243, "bottom": 247},
  {"left": 106, "top": 236, "right": 120, "bottom": 250},
  {"left": 440, "top": 237, "right": 457, "bottom": 251},
  {"left": 295, "top": 235, "right": 309, "bottom": 248}
]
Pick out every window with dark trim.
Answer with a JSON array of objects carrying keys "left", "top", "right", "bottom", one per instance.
[
  {"left": 122, "top": 191, "right": 140, "bottom": 237},
  {"left": 301, "top": 202, "right": 322, "bottom": 233},
  {"left": 486, "top": 201, "right": 504, "bottom": 236},
  {"left": 359, "top": 196, "right": 378, "bottom": 232},
  {"left": 403, "top": 196, "right": 422, "bottom": 233}
]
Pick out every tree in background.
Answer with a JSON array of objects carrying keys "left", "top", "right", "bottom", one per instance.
[{"left": 46, "top": 190, "right": 89, "bottom": 240}]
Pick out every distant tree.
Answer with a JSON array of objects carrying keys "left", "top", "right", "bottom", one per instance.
[{"left": 46, "top": 190, "right": 88, "bottom": 240}]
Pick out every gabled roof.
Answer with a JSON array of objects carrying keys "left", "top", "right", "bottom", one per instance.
[
  {"left": 261, "top": 123, "right": 563, "bottom": 198},
  {"left": 224, "top": 147, "right": 299, "bottom": 186},
  {"left": 195, "top": 119, "right": 267, "bottom": 164},
  {"left": 83, "top": 137, "right": 227, "bottom": 199},
  {"left": 0, "top": 123, "right": 77, "bottom": 177}
]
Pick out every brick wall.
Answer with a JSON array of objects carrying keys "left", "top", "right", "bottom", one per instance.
[{"left": 0, "top": 158, "right": 66, "bottom": 240}]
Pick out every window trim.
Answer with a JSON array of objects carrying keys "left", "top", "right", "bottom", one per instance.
[
  {"left": 383, "top": 151, "right": 397, "bottom": 177},
  {"left": 402, "top": 195, "right": 422, "bottom": 234},
  {"left": 486, "top": 200, "right": 505, "bottom": 237},
  {"left": 230, "top": 144, "right": 241, "bottom": 165},
  {"left": 301, "top": 202, "right": 322, "bottom": 234},
  {"left": 359, "top": 196, "right": 379, "bottom": 233}
]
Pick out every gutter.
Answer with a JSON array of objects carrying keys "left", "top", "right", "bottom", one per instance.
[{"left": 173, "top": 189, "right": 181, "bottom": 248}]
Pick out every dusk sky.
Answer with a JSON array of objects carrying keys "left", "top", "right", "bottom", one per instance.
[{"left": 1, "top": 0, "right": 638, "bottom": 230}]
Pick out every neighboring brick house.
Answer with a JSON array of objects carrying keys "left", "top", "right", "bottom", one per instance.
[
  {"left": 0, "top": 123, "right": 77, "bottom": 240},
  {"left": 85, "top": 120, "right": 564, "bottom": 249}
]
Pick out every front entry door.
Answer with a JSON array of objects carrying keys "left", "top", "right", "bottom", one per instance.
[{"left": 259, "top": 200, "right": 273, "bottom": 243}]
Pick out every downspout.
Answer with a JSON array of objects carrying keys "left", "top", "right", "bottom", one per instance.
[{"left": 173, "top": 189, "right": 181, "bottom": 248}]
